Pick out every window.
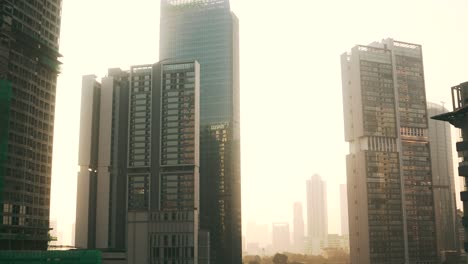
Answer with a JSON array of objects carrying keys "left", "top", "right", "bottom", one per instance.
[{"left": 128, "top": 174, "right": 149, "bottom": 210}]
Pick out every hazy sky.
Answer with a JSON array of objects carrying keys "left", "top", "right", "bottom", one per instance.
[{"left": 51, "top": 0, "right": 468, "bottom": 245}]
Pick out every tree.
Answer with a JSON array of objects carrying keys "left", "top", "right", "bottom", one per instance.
[
  {"left": 248, "top": 255, "right": 262, "bottom": 264},
  {"left": 272, "top": 253, "right": 288, "bottom": 264}
]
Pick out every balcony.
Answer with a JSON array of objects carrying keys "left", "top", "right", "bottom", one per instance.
[
  {"left": 461, "top": 191, "right": 468, "bottom": 202},
  {"left": 459, "top": 163, "right": 468, "bottom": 177},
  {"left": 458, "top": 141, "right": 468, "bottom": 152}
]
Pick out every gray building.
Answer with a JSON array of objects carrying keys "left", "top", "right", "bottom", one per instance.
[
  {"left": 159, "top": 1, "right": 241, "bottom": 263},
  {"left": 341, "top": 39, "right": 438, "bottom": 264},
  {"left": 306, "top": 174, "right": 327, "bottom": 255},
  {"left": 76, "top": 60, "right": 203, "bottom": 264},
  {"left": 0, "top": 0, "right": 62, "bottom": 250},
  {"left": 427, "top": 102, "right": 459, "bottom": 254}
]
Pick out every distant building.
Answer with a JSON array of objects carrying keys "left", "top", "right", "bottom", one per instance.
[
  {"left": 242, "top": 235, "right": 246, "bottom": 254},
  {"left": 76, "top": 61, "right": 202, "bottom": 264},
  {"left": 293, "top": 202, "right": 305, "bottom": 253},
  {"left": 71, "top": 223, "right": 75, "bottom": 246},
  {"left": 246, "top": 242, "right": 261, "bottom": 256},
  {"left": 432, "top": 82, "right": 468, "bottom": 253},
  {"left": 427, "top": 102, "right": 459, "bottom": 254},
  {"left": 272, "top": 223, "right": 290, "bottom": 253},
  {"left": 341, "top": 39, "right": 438, "bottom": 263},
  {"left": 49, "top": 219, "right": 58, "bottom": 246},
  {"left": 327, "top": 234, "right": 349, "bottom": 251},
  {"left": 246, "top": 222, "right": 269, "bottom": 248},
  {"left": 306, "top": 174, "right": 328, "bottom": 255},
  {"left": 339, "top": 184, "right": 349, "bottom": 236}
]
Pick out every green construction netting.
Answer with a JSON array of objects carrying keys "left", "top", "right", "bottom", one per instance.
[
  {"left": 0, "top": 79, "right": 12, "bottom": 205},
  {"left": 0, "top": 250, "right": 102, "bottom": 264}
]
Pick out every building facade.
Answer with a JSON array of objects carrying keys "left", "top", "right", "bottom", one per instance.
[
  {"left": 306, "top": 174, "right": 327, "bottom": 255},
  {"left": 0, "top": 0, "right": 62, "bottom": 250},
  {"left": 293, "top": 202, "right": 304, "bottom": 253},
  {"left": 341, "top": 39, "right": 438, "bottom": 264},
  {"left": 159, "top": 1, "right": 241, "bottom": 263},
  {"left": 427, "top": 102, "right": 459, "bottom": 254},
  {"left": 76, "top": 60, "right": 203, "bottom": 264}
]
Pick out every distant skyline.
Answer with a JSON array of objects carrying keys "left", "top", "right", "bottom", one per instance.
[{"left": 51, "top": 0, "right": 468, "bottom": 245}]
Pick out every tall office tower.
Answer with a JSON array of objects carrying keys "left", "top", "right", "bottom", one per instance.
[
  {"left": 432, "top": 82, "right": 468, "bottom": 253},
  {"left": 339, "top": 184, "right": 349, "bottom": 236},
  {"left": 76, "top": 60, "right": 202, "bottom": 264},
  {"left": 341, "top": 39, "right": 438, "bottom": 264},
  {"left": 306, "top": 174, "right": 328, "bottom": 255},
  {"left": 160, "top": 1, "right": 241, "bottom": 263},
  {"left": 292, "top": 202, "right": 304, "bottom": 253},
  {"left": 272, "top": 223, "right": 290, "bottom": 253},
  {"left": 0, "top": 0, "right": 62, "bottom": 250},
  {"left": 427, "top": 102, "right": 458, "bottom": 253}
]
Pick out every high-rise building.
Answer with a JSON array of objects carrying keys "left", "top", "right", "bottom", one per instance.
[
  {"left": 339, "top": 184, "right": 349, "bottom": 236},
  {"left": 341, "top": 38, "right": 438, "bottom": 264},
  {"left": 432, "top": 82, "right": 468, "bottom": 253},
  {"left": 246, "top": 222, "right": 269, "bottom": 249},
  {"left": 306, "top": 174, "right": 327, "bottom": 255},
  {"left": 76, "top": 60, "right": 203, "bottom": 264},
  {"left": 0, "top": 0, "right": 62, "bottom": 250},
  {"left": 272, "top": 223, "right": 290, "bottom": 253},
  {"left": 159, "top": 1, "right": 241, "bottom": 263},
  {"left": 293, "top": 202, "right": 304, "bottom": 253},
  {"left": 427, "top": 102, "right": 459, "bottom": 253}
]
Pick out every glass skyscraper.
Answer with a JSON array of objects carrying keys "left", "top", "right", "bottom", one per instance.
[{"left": 160, "top": 1, "right": 241, "bottom": 263}]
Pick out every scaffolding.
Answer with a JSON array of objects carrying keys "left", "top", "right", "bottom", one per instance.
[{"left": 0, "top": 79, "right": 12, "bottom": 204}]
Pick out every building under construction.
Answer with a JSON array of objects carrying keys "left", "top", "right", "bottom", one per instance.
[{"left": 0, "top": 0, "right": 62, "bottom": 249}]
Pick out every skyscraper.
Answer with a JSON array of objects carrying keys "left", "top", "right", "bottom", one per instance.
[
  {"left": 272, "top": 223, "right": 290, "bottom": 253},
  {"left": 76, "top": 60, "right": 203, "bottom": 264},
  {"left": 339, "top": 184, "right": 349, "bottom": 236},
  {"left": 159, "top": 1, "right": 241, "bottom": 263},
  {"left": 427, "top": 102, "right": 458, "bottom": 253},
  {"left": 246, "top": 222, "right": 269, "bottom": 249},
  {"left": 341, "top": 39, "right": 438, "bottom": 264},
  {"left": 306, "top": 174, "right": 327, "bottom": 255},
  {"left": 293, "top": 202, "right": 304, "bottom": 253},
  {"left": 0, "top": 0, "right": 62, "bottom": 250}
]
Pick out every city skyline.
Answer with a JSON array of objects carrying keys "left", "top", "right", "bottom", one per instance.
[{"left": 49, "top": 0, "right": 468, "bottom": 248}]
